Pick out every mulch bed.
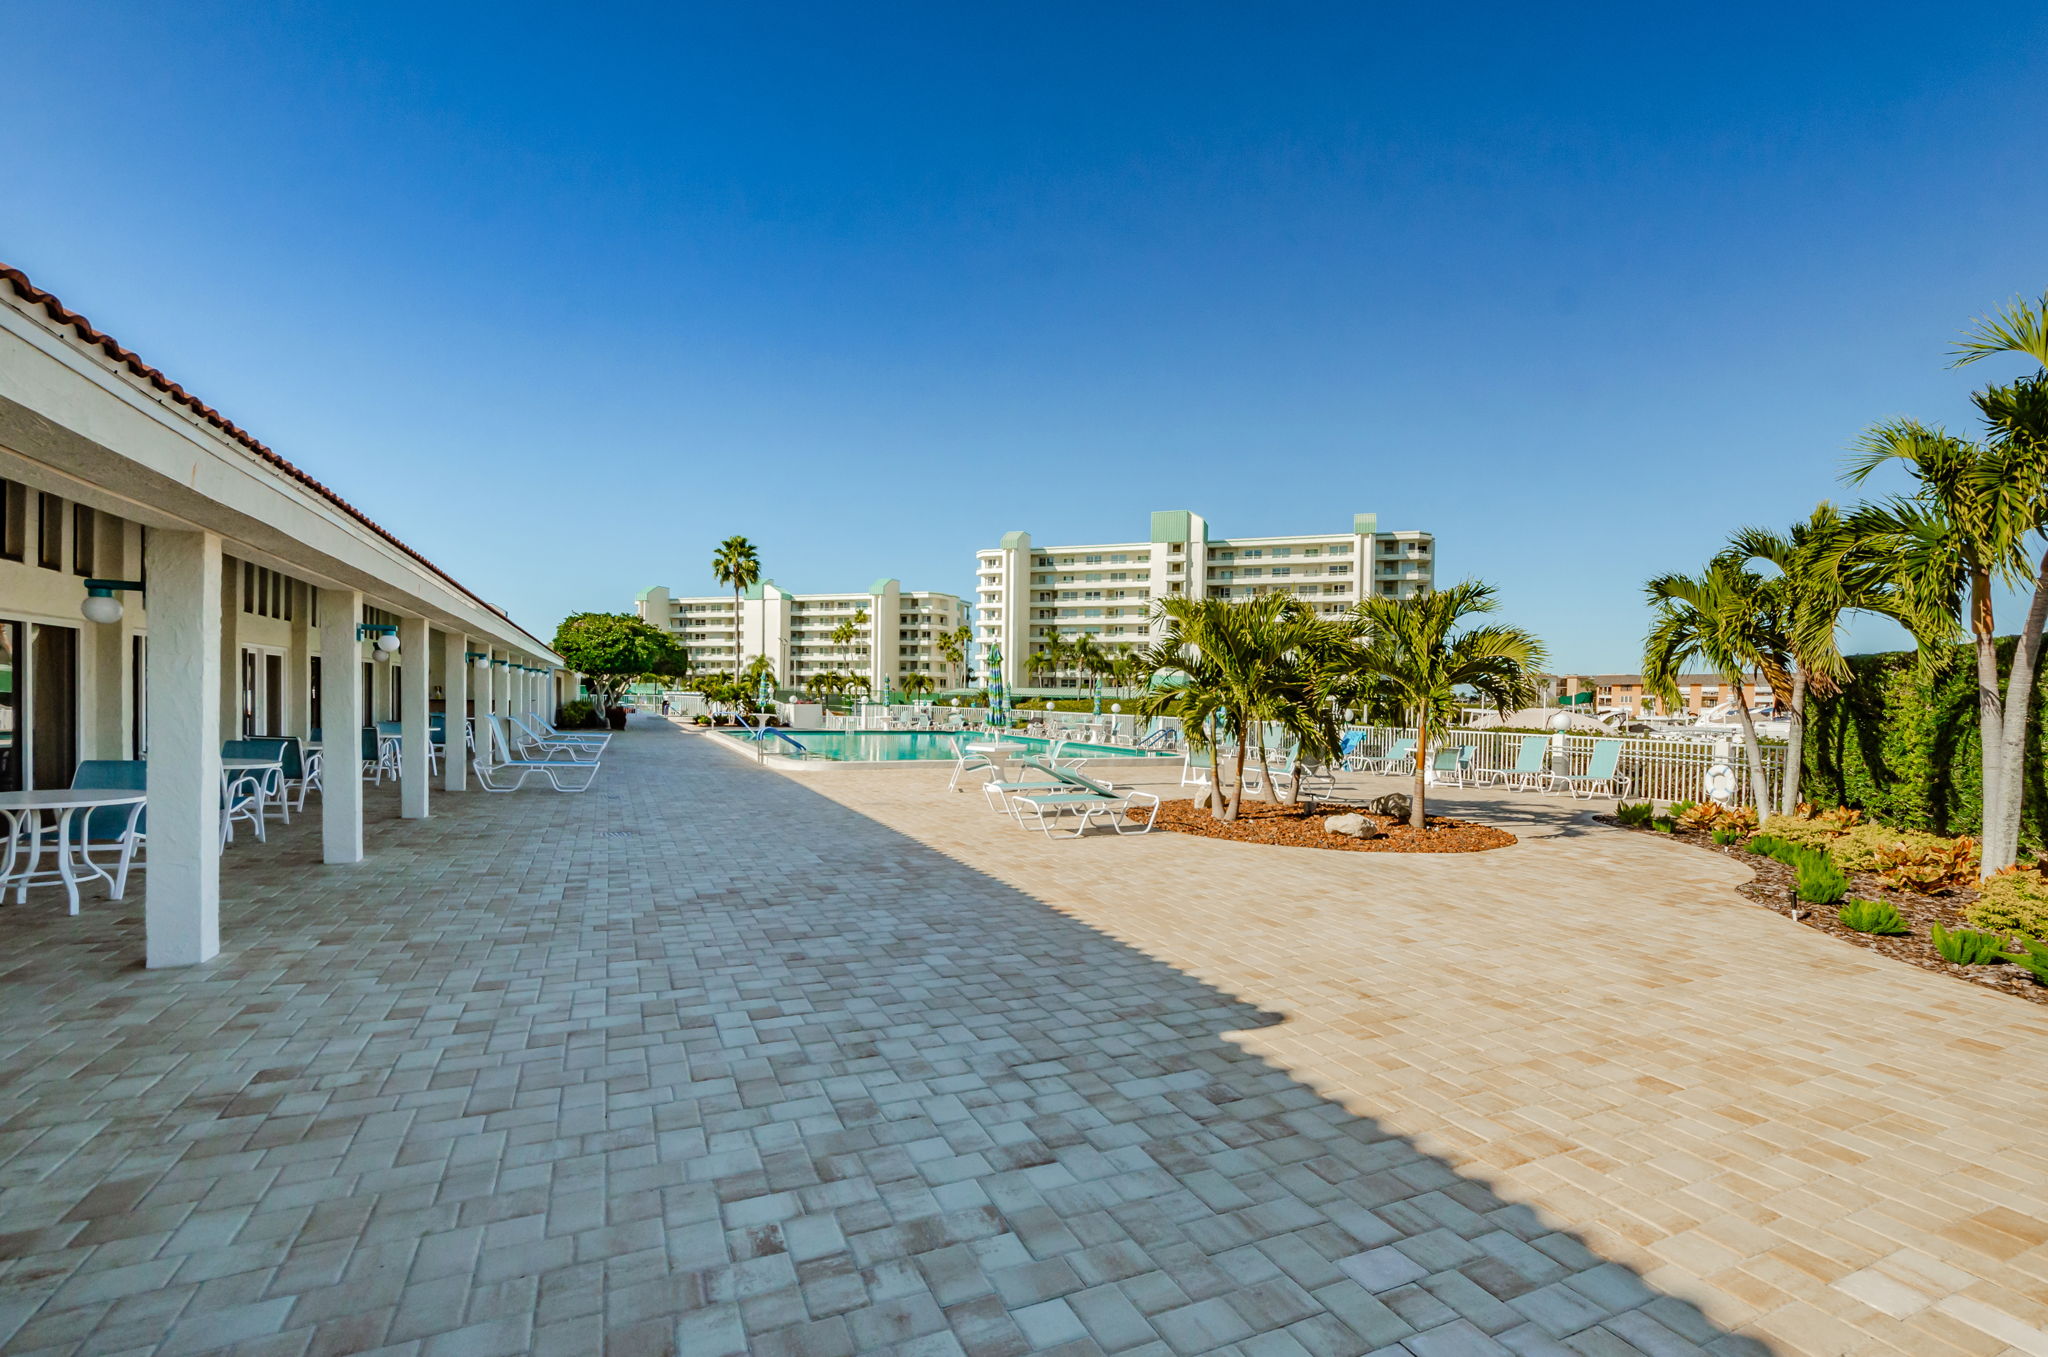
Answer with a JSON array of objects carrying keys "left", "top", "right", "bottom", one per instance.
[
  {"left": 1133, "top": 798, "right": 1515, "bottom": 854},
  {"left": 1599, "top": 817, "right": 2048, "bottom": 1006}
]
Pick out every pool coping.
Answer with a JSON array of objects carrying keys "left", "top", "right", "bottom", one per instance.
[{"left": 693, "top": 723, "right": 1186, "bottom": 773}]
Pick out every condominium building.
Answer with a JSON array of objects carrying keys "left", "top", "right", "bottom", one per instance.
[
  {"left": 636, "top": 579, "right": 969, "bottom": 692},
  {"left": 974, "top": 510, "right": 1435, "bottom": 690}
]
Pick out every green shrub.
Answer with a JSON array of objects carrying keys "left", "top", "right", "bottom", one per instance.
[
  {"left": 1615, "top": 802, "right": 1654, "bottom": 828},
  {"left": 1963, "top": 871, "right": 2048, "bottom": 945},
  {"left": 1711, "top": 827, "right": 1745, "bottom": 846},
  {"left": 2013, "top": 939, "right": 2048, "bottom": 985},
  {"left": 1836, "top": 899, "right": 1908, "bottom": 934},
  {"left": 1930, "top": 923, "right": 2008, "bottom": 966},
  {"left": 1798, "top": 856, "right": 1851, "bottom": 906},
  {"left": 555, "top": 699, "right": 601, "bottom": 730},
  {"left": 1651, "top": 816, "right": 1678, "bottom": 833},
  {"left": 1668, "top": 800, "right": 1698, "bottom": 822}
]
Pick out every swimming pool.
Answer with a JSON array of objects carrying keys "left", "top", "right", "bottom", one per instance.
[{"left": 716, "top": 729, "right": 1176, "bottom": 763}]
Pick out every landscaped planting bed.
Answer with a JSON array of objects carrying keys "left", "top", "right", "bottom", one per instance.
[
  {"left": 1603, "top": 809, "right": 2048, "bottom": 1006},
  {"left": 1134, "top": 798, "right": 1516, "bottom": 853}
]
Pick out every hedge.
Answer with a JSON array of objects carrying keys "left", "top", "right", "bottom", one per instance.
[{"left": 1801, "top": 638, "right": 2048, "bottom": 854}]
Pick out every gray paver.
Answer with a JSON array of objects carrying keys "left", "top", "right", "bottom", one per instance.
[{"left": 0, "top": 726, "right": 1740, "bottom": 1356}]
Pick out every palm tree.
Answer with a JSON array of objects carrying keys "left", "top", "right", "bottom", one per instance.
[
  {"left": 935, "top": 625, "right": 973, "bottom": 685},
  {"left": 1138, "top": 593, "right": 1277, "bottom": 818},
  {"left": 711, "top": 536, "right": 761, "bottom": 680},
  {"left": 1339, "top": 583, "right": 1545, "bottom": 829},
  {"left": 1034, "top": 635, "right": 1071, "bottom": 689},
  {"left": 1643, "top": 561, "right": 1786, "bottom": 809},
  {"left": 898, "top": 672, "right": 937, "bottom": 700},
  {"left": 1846, "top": 403, "right": 2048, "bottom": 871},
  {"left": 1718, "top": 505, "right": 1933, "bottom": 816}
]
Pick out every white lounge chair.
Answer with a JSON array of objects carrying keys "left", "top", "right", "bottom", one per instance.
[
  {"left": 474, "top": 715, "right": 600, "bottom": 792},
  {"left": 523, "top": 711, "right": 609, "bottom": 750},
  {"left": 508, "top": 714, "right": 602, "bottom": 763}
]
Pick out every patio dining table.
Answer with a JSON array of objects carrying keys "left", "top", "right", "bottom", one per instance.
[{"left": 0, "top": 788, "right": 148, "bottom": 915}]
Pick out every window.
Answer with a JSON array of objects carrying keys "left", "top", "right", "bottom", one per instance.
[
  {"left": 1272, "top": 567, "right": 1291, "bottom": 578},
  {"left": 36, "top": 493, "right": 63, "bottom": 571},
  {"left": 71, "top": 504, "right": 95, "bottom": 576},
  {"left": 0, "top": 480, "right": 22, "bottom": 562},
  {"left": 1329, "top": 563, "right": 1349, "bottom": 575},
  {"left": 1241, "top": 548, "right": 1261, "bottom": 559}
]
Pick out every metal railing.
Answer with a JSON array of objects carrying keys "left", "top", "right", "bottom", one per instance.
[{"left": 1346, "top": 725, "right": 1784, "bottom": 808}]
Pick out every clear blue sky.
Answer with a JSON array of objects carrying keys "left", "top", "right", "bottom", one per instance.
[{"left": 6, "top": 3, "right": 2045, "bottom": 669}]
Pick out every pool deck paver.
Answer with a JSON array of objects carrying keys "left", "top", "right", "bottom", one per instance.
[{"left": 0, "top": 721, "right": 2041, "bottom": 1355}]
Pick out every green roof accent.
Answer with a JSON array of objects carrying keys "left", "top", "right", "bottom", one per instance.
[
  {"left": 1150, "top": 510, "right": 1194, "bottom": 544},
  {"left": 635, "top": 586, "right": 663, "bottom": 602},
  {"left": 742, "top": 579, "right": 775, "bottom": 601},
  {"left": 999, "top": 530, "right": 1030, "bottom": 550},
  {"left": 869, "top": 577, "right": 898, "bottom": 595},
  {"left": 1353, "top": 513, "right": 1378, "bottom": 535}
]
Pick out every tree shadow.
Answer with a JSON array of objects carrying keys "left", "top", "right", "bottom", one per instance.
[{"left": 0, "top": 720, "right": 1772, "bottom": 1356}]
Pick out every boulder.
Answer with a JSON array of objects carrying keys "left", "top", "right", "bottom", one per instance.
[
  {"left": 1365, "top": 792, "right": 1412, "bottom": 820},
  {"left": 1324, "top": 813, "right": 1381, "bottom": 839}
]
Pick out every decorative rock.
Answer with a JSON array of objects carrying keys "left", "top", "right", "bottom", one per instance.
[
  {"left": 1324, "top": 813, "right": 1381, "bottom": 839},
  {"left": 1366, "top": 793, "right": 1412, "bottom": 820}
]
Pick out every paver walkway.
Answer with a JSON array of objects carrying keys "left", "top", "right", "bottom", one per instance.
[{"left": 0, "top": 724, "right": 2041, "bottom": 1356}]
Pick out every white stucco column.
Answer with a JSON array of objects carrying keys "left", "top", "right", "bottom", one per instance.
[
  {"left": 318, "top": 588, "right": 365, "bottom": 864},
  {"left": 441, "top": 631, "right": 468, "bottom": 791},
  {"left": 398, "top": 616, "right": 431, "bottom": 818},
  {"left": 144, "top": 530, "right": 224, "bottom": 967}
]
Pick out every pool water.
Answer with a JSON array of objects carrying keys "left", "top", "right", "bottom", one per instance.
[{"left": 718, "top": 729, "right": 1173, "bottom": 763}]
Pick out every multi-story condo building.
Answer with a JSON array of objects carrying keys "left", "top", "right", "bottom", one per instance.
[
  {"left": 637, "top": 580, "right": 969, "bottom": 693},
  {"left": 974, "top": 510, "right": 1435, "bottom": 691}
]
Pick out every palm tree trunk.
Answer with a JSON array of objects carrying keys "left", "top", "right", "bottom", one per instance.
[
  {"left": 1225, "top": 728, "right": 1247, "bottom": 822},
  {"left": 1781, "top": 668, "right": 1807, "bottom": 817},
  {"left": 1411, "top": 731, "right": 1428, "bottom": 830},
  {"left": 1968, "top": 569, "right": 2007, "bottom": 873},
  {"left": 733, "top": 586, "right": 744, "bottom": 680},
  {"left": 1729, "top": 694, "right": 1770, "bottom": 811},
  {"left": 1988, "top": 557, "right": 2048, "bottom": 872},
  {"left": 1255, "top": 732, "right": 1278, "bottom": 804}
]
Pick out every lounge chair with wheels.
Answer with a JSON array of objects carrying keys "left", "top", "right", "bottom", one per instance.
[
  {"left": 1477, "top": 735, "right": 1550, "bottom": 791},
  {"left": 1355, "top": 738, "right": 1415, "bottom": 776},
  {"left": 473, "top": 714, "right": 601, "bottom": 792},
  {"left": 1006, "top": 767, "right": 1162, "bottom": 838},
  {"left": 1541, "top": 738, "right": 1632, "bottom": 799}
]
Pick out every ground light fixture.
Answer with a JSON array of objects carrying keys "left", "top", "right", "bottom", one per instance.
[{"left": 80, "top": 578, "right": 144, "bottom": 624}]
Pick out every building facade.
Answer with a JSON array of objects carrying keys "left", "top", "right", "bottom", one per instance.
[
  {"left": 1574, "top": 673, "right": 1771, "bottom": 716},
  {"left": 637, "top": 580, "right": 968, "bottom": 693},
  {"left": 0, "top": 263, "right": 566, "bottom": 967},
  {"left": 974, "top": 511, "right": 1435, "bottom": 691}
]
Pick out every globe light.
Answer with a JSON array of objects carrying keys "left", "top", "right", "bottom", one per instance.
[
  {"left": 376, "top": 631, "right": 401, "bottom": 653},
  {"left": 473, "top": 655, "right": 492, "bottom": 673},
  {"left": 81, "top": 592, "right": 124, "bottom": 624},
  {"left": 373, "top": 646, "right": 392, "bottom": 664}
]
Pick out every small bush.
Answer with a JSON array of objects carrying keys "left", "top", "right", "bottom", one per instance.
[
  {"left": 1868, "top": 837, "right": 1979, "bottom": 893},
  {"left": 1930, "top": 923, "right": 2008, "bottom": 966},
  {"left": 1615, "top": 802, "right": 1655, "bottom": 828},
  {"left": 555, "top": 700, "right": 601, "bottom": 730},
  {"left": 1964, "top": 869, "right": 2048, "bottom": 946},
  {"left": 1837, "top": 899, "right": 1908, "bottom": 934},
  {"left": 1668, "top": 800, "right": 1699, "bottom": 823},
  {"left": 1798, "top": 856, "right": 1851, "bottom": 906},
  {"left": 1651, "top": 816, "right": 1679, "bottom": 833},
  {"left": 1675, "top": 801, "right": 1725, "bottom": 833},
  {"left": 1711, "top": 827, "right": 1745, "bottom": 846},
  {"left": 2013, "top": 939, "right": 2048, "bottom": 985}
]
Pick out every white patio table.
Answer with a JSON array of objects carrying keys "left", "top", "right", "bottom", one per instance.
[{"left": 0, "top": 788, "right": 147, "bottom": 915}]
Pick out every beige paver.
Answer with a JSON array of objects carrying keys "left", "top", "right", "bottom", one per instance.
[{"left": 0, "top": 722, "right": 2043, "bottom": 1356}]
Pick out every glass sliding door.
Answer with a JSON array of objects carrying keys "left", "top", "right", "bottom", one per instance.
[
  {"left": 29, "top": 623, "right": 78, "bottom": 790},
  {"left": 0, "top": 620, "right": 20, "bottom": 792},
  {"left": 264, "top": 653, "right": 284, "bottom": 737}
]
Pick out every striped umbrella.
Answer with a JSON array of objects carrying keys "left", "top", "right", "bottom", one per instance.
[
  {"left": 984, "top": 645, "right": 1007, "bottom": 729},
  {"left": 756, "top": 670, "right": 773, "bottom": 709}
]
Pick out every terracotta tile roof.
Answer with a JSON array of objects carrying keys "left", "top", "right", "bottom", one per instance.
[{"left": 0, "top": 262, "right": 548, "bottom": 652}]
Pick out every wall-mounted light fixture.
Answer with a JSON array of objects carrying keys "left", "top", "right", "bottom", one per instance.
[
  {"left": 468, "top": 650, "right": 491, "bottom": 673},
  {"left": 81, "top": 578, "right": 145, "bottom": 624},
  {"left": 357, "top": 623, "right": 400, "bottom": 653}
]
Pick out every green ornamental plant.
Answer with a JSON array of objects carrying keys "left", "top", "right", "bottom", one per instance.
[
  {"left": 1964, "top": 869, "right": 2048, "bottom": 945},
  {"left": 1929, "top": 923, "right": 2009, "bottom": 965},
  {"left": 1837, "top": 899, "right": 1909, "bottom": 934},
  {"left": 1711, "top": 826, "right": 1745, "bottom": 846},
  {"left": 1799, "top": 856, "right": 1851, "bottom": 905},
  {"left": 1616, "top": 802, "right": 1655, "bottom": 828},
  {"left": 2011, "top": 938, "right": 2048, "bottom": 985}
]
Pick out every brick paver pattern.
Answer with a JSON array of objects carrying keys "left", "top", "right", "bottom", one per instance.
[{"left": 0, "top": 723, "right": 2043, "bottom": 1356}]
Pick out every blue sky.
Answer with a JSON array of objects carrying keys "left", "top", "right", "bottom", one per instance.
[{"left": 5, "top": 3, "right": 2046, "bottom": 668}]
